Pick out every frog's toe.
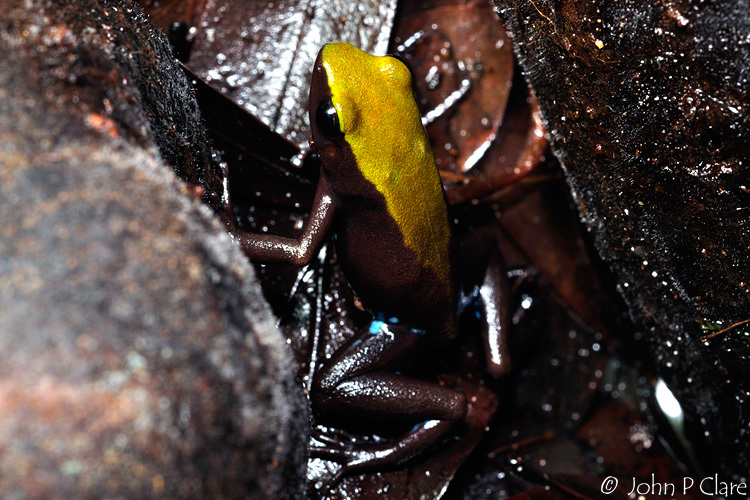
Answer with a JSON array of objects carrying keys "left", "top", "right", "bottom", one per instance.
[{"left": 309, "top": 439, "right": 370, "bottom": 466}]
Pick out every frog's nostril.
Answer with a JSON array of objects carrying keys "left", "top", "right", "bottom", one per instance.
[{"left": 308, "top": 136, "right": 319, "bottom": 156}]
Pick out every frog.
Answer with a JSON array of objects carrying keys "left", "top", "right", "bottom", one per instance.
[{"left": 237, "top": 42, "right": 511, "bottom": 480}]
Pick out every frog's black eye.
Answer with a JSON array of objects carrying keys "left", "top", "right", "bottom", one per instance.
[{"left": 315, "top": 98, "right": 343, "bottom": 139}]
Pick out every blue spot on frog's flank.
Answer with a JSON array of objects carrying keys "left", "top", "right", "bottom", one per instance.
[
  {"left": 370, "top": 317, "right": 422, "bottom": 334},
  {"left": 369, "top": 321, "right": 386, "bottom": 334}
]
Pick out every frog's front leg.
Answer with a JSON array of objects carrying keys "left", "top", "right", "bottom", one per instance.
[
  {"left": 236, "top": 174, "right": 336, "bottom": 265},
  {"left": 311, "top": 322, "right": 467, "bottom": 476},
  {"left": 459, "top": 229, "right": 512, "bottom": 377},
  {"left": 477, "top": 246, "right": 512, "bottom": 376}
]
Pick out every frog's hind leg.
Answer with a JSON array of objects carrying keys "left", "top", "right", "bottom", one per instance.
[{"left": 310, "top": 322, "right": 467, "bottom": 476}]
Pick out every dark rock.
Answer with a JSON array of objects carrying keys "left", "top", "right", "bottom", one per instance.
[
  {"left": 495, "top": 0, "right": 750, "bottom": 479},
  {"left": 0, "top": 0, "right": 226, "bottom": 213},
  {"left": 0, "top": 0, "right": 308, "bottom": 498}
]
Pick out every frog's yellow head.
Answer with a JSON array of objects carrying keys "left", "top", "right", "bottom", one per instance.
[{"left": 309, "top": 42, "right": 435, "bottom": 196}]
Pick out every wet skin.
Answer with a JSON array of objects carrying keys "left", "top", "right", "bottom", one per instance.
[{"left": 238, "top": 42, "right": 511, "bottom": 479}]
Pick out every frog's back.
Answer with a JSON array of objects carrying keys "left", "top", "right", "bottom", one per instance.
[{"left": 313, "top": 43, "right": 456, "bottom": 335}]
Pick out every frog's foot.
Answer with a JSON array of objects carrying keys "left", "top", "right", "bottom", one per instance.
[{"left": 310, "top": 419, "right": 454, "bottom": 479}]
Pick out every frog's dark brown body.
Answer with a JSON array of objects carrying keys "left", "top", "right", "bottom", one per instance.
[
  {"left": 332, "top": 176, "right": 458, "bottom": 339},
  {"left": 237, "top": 43, "right": 510, "bottom": 483}
]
